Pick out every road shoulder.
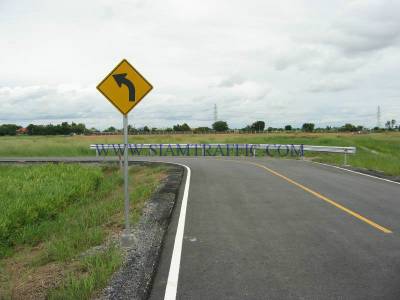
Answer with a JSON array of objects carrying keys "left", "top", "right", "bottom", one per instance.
[{"left": 98, "top": 163, "right": 184, "bottom": 300}]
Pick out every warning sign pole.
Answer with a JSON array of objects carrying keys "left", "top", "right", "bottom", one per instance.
[{"left": 121, "top": 114, "right": 134, "bottom": 246}]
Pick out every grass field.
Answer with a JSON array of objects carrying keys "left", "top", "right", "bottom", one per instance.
[
  {"left": 0, "top": 163, "right": 167, "bottom": 299},
  {"left": 0, "top": 132, "right": 399, "bottom": 175}
]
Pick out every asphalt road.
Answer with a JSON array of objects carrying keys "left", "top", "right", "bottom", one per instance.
[
  {"left": 146, "top": 157, "right": 400, "bottom": 300},
  {"left": 2, "top": 157, "right": 400, "bottom": 299}
]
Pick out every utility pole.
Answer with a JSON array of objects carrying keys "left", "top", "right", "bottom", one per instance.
[
  {"left": 214, "top": 104, "right": 218, "bottom": 123},
  {"left": 377, "top": 106, "right": 381, "bottom": 128}
]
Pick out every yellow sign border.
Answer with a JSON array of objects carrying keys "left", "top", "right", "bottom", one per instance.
[{"left": 96, "top": 59, "right": 153, "bottom": 115}]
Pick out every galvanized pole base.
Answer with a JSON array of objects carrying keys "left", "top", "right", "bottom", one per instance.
[
  {"left": 121, "top": 229, "right": 136, "bottom": 247},
  {"left": 343, "top": 150, "right": 349, "bottom": 166},
  {"left": 121, "top": 114, "right": 135, "bottom": 248}
]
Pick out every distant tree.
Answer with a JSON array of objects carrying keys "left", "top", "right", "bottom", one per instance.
[
  {"left": 181, "top": 123, "right": 190, "bottom": 131},
  {"left": 251, "top": 121, "right": 265, "bottom": 132},
  {"left": 302, "top": 123, "right": 315, "bottom": 132},
  {"left": 13, "top": 122, "right": 86, "bottom": 135},
  {"left": 212, "top": 121, "right": 229, "bottom": 132},
  {"left": 388, "top": 119, "right": 396, "bottom": 130},
  {"left": 194, "top": 126, "right": 211, "bottom": 133},
  {"left": 27, "top": 124, "right": 35, "bottom": 135},
  {"left": 241, "top": 125, "right": 252, "bottom": 132},
  {"left": 173, "top": 123, "right": 191, "bottom": 131},
  {"left": 127, "top": 125, "right": 138, "bottom": 134},
  {"left": 71, "top": 122, "right": 86, "bottom": 134},
  {"left": 104, "top": 126, "right": 116, "bottom": 133},
  {"left": 88, "top": 127, "right": 99, "bottom": 133},
  {"left": 26, "top": 124, "right": 54, "bottom": 135},
  {"left": 284, "top": 125, "right": 292, "bottom": 131},
  {"left": 143, "top": 126, "right": 150, "bottom": 132},
  {"left": 0, "top": 124, "right": 20, "bottom": 136},
  {"left": 340, "top": 123, "right": 357, "bottom": 132},
  {"left": 60, "top": 122, "right": 71, "bottom": 135}
]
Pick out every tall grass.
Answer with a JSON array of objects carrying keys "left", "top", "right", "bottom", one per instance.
[
  {"left": 0, "top": 164, "right": 103, "bottom": 257},
  {"left": 0, "top": 163, "right": 168, "bottom": 299}
]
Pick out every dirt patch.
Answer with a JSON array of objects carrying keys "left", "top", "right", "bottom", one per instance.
[
  {"left": 0, "top": 245, "right": 59, "bottom": 299},
  {"left": 11, "top": 263, "right": 65, "bottom": 300},
  {"left": 0, "top": 244, "right": 66, "bottom": 300}
]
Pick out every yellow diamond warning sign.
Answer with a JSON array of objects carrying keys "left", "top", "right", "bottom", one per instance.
[{"left": 97, "top": 59, "right": 153, "bottom": 115}]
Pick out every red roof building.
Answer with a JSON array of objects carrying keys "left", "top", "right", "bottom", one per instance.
[{"left": 16, "top": 127, "right": 28, "bottom": 134}]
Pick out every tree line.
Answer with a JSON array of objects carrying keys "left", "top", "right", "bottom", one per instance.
[
  {"left": 0, "top": 119, "right": 398, "bottom": 136},
  {"left": 0, "top": 122, "right": 87, "bottom": 136},
  {"left": 104, "top": 121, "right": 229, "bottom": 134}
]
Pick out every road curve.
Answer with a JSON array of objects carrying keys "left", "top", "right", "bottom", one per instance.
[
  {"left": 1, "top": 157, "right": 400, "bottom": 299},
  {"left": 145, "top": 157, "right": 400, "bottom": 300}
]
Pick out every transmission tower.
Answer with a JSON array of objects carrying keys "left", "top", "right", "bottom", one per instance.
[
  {"left": 377, "top": 106, "right": 381, "bottom": 128},
  {"left": 214, "top": 104, "right": 218, "bottom": 123}
]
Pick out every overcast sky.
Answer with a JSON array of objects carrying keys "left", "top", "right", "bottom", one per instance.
[{"left": 1, "top": 0, "right": 399, "bottom": 129}]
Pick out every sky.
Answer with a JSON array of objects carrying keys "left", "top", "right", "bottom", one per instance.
[{"left": 0, "top": 0, "right": 399, "bottom": 129}]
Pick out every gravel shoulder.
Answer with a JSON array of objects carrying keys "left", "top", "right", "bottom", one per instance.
[{"left": 97, "top": 163, "right": 184, "bottom": 300}]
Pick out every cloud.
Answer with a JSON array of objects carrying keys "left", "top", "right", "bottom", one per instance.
[
  {"left": 217, "top": 75, "right": 245, "bottom": 88},
  {"left": 305, "top": 0, "right": 400, "bottom": 56},
  {"left": 307, "top": 79, "right": 354, "bottom": 93},
  {"left": 0, "top": 85, "right": 106, "bottom": 124},
  {"left": 0, "top": 0, "right": 399, "bottom": 129}
]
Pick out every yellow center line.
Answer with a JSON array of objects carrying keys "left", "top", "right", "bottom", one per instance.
[{"left": 245, "top": 161, "right": 392, "bottom": 234}]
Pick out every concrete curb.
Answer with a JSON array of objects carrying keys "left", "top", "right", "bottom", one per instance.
[{"left": 98, "top": 163, "right": 184, "bottom": 300}]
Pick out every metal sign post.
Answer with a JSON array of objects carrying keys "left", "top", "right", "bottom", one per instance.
[
  {"left": 97, "top": 59, "right": 153, "bottom": 247},
  {"left": 121, "top": 114, "right": 134, "bottom": 246}
]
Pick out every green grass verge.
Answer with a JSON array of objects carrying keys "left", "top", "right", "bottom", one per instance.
[
  {"left": 0, "top": 163, "right": 167, "bottom": 299},
  {"left": 0, "top": 164, "right": 104, "bottom": 258}
]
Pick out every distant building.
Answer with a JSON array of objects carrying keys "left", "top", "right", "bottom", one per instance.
[{"left": 16, "top": 127, "right": 28, "bottom": 135}]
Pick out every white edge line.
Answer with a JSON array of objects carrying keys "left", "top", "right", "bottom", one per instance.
[
  {"left": 307, "top": 160, "right": 400, "bottom": 186},
  {"left": 158, "top": 162, "right": 190, "bottom": 300},
  {"left": 129, "top": 158, "right": 191, "bottom": 299}
]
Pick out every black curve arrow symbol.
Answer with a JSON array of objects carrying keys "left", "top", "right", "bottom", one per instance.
[{"left": 113, "top": 73, "right": 136, "bottom": 102}]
